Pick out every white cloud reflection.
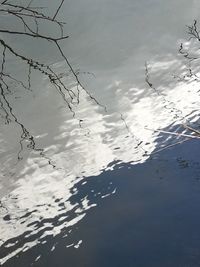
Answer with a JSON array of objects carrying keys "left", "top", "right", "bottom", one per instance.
[{"left": 1, "top": 0, "right": 200, "bottom": 264}]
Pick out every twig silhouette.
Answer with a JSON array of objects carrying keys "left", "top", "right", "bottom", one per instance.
[{"left": 0, "top": 0, "right": 106, "bottom": 165}]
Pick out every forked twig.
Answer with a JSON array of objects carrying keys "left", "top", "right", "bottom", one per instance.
[{"left": 0, "top": 0, "right": 107, "bottom": 165}]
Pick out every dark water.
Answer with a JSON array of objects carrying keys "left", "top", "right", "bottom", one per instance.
[
  {"left": 1, "top": 0, "right": 200, "bottom": 266},
  {"left": 2, "top": 137, "right": 200, "bottom": 267}
]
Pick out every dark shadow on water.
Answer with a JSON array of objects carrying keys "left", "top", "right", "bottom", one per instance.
[{"left": 2, "top": 129, "right": 200, "bottom": 267}]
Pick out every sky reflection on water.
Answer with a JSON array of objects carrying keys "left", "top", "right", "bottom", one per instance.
[{"left": 1, "top": 0, "right": 200, "bottom": 266}]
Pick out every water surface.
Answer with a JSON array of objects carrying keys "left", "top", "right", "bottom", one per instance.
[{"left": 1, "top": 0, "right": 200, "bottom": 266}]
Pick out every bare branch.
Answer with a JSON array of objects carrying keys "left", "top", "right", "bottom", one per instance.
[
  {"left": 53, "top": 0, "right": 65, "bottom": 20},
  {"left": 0, "top": 29, "right": 68, "bottom": 41},
  {"left": 0, "top": 0, "right": 106, "bottom": 166}
]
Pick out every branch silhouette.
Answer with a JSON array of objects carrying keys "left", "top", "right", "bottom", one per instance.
[{"left": 0, "top": 0, "right": 104, "bottom": 164}]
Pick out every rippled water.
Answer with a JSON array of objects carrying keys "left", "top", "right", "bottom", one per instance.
[{"left": 1, "top": 0, "right": 200, "bottom": 266}]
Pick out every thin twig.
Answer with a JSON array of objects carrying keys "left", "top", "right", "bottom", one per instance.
[
  {"left": 150, "top": 138, "right": 191, "bottom": 155},
  {"left": 145, "top": 127, "right": 200, "bottom": 139},
  {"left": 182, "top": 123, "right": 200, "bottom": 135},
  {"left": 53, "top": 0, "right": 64, "bottom": 20}
]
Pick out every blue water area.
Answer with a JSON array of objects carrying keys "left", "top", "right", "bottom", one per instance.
[
  {"left": 2, "top": 1, "right": 200, "bottom": 266},
  {"left": 2, "top": 137, "right": 200, "bottom": 267}
]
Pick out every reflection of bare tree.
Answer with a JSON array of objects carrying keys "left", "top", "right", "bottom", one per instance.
[
  {"left": 145, "top": 62, "right": 183, "bottom": 120},
  {"left": 176, "top": 20, "right": 200, "bottom": 82},
  {"left": 0, "top": 0, "right": 105, "bottom": 162},
  {"left": 187, "top": 20, "right": 200, "bottom": 42},
  {"left": 177, "top": 21, "right": 200, "bottom": 103},
  {"left": 145, "top": 20, "right": 200, "bottom": 154}
]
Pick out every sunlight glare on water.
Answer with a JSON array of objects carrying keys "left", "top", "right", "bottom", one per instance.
[{"left": 1, "top": 0, "right": 200, "bottom": 266}]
